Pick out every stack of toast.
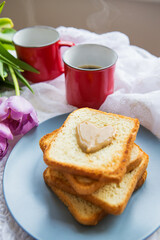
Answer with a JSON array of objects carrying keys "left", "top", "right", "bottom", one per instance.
[{"left": 40, "top": 108, "right": 149, "bottom": 225}]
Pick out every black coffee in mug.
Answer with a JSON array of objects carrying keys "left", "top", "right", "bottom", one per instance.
[{"left": 78, "top": 65, "right": 101, "bottom": 70}]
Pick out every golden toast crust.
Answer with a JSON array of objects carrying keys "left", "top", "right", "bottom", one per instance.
[
  {"left": 44, "top": 150, "right": 148, "bottom": 216},
  {"left": 43, "top": 108, "right": 140, "bottom": 182},
  {"left": 40, "top": 127, "right": 142, "bottom": 195},
  {"left": 43, "top": 168, "right": 106, "bottom": 225},
  {"left": 84, "top": 152, "right": 149, "bottom": 215}
]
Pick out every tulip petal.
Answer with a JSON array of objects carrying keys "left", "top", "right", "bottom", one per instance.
[
  {"left": 0, "top": 96, "right": 38, "bottom": 136},
  {"left": 10, "top": 109, "right": 23, "bottom": 120},
  {"left": 0, "top": 96, "right": 38, "bottom": 159},
  {"left": 0, "top": 97, "right": 7, "bottom": 104},
  {"left": 7, "top": 96, "right": 34, "bottom": 114},
  {"left": 0, "top": 122, "right": 13, "bottom": 140},
  {"left": 0, "top": 97, "right": 9, "bottom": 121},
  {"left": 0, "top": 135, "right": 8, "bottom": 160}
]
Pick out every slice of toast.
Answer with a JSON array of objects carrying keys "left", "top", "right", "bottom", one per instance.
[
  {"left": 43, "top": 168, "right": 146, "bottom": 226},
  {"left": 47, "top": 150, "right": 148, "bottom": 215},
  {"left": 47, "top": 167, "right": 147, "bottom": 196},
  {"left": 40, "top": 128, "right": 142, "bottom": 195},
  {"left": 84, "top": 151, "right": 149, "bottom": 215},
  {"left": 50, "top": 143, "right": 143, "bottom": 195},
  {"left": 61, "top": 144, "right": 143, "bottom": 195},
  {"left": 43, "top": 108, "right": 140, "bottom": 182},
  {"left": 43, "top": 168, "right": 106, "bottom": 226}
]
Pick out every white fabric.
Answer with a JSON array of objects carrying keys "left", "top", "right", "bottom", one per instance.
[{"left": 0, "top": 26, "right": 160, "bottom": 239}]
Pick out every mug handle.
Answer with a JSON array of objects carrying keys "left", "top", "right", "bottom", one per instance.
[{"left": 58, "top": 40, "right": 75, "bottom": 73}]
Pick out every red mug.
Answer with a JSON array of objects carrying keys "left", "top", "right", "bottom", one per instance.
[
  {"left": 13, "top": 26, "right": 74, "bottom": 83},
  {"left": 63, "top": 44, "right": 118, "bottom": 109}
]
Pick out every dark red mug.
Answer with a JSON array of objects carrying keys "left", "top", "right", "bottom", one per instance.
[
  {"left": 13, "top": 26, "right": 74, "bottom": 83},
  {"left": 63, "top": 44, "right": 118, "bottom": 109}
]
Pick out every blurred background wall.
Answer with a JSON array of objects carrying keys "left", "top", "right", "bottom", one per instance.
[{"left": 2, "top": 0, "right": 160, "bottom": 56}]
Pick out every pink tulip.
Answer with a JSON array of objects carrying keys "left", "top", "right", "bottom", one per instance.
[
  {"left": 0, "top": 96, "right": 38, "bottom": 159},
  {"left": 0, "top": 122, "right": 13, "bottom": 160},
  {"left": 0, "top": 96, "right": 38, "bottom": 135}
]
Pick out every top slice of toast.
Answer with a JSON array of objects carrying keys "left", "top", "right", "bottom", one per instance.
[
  {"left": 44, "top": 108, "right": 139, "bottom": 182},
  {"left": 40, "top": 129, "right": 142, "bottom": 195}
]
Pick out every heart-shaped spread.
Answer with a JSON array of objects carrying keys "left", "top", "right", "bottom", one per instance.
[{"left": 76, "top": 121, "right": 115, "bottom": 153}]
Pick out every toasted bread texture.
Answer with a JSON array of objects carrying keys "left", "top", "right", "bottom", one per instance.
[
  {"left": 43, "top": 108, "right": 140, "bottom": 182},
  {"left": 84, "top": 151, "right": 149, "bottom": 215},
  {"left": 43, "top": 167, "right": 147, "bottom": 225},
  {"left": 43, "top": 168, "right": 106, "bottom": 225},
  {"left": 47, "top": 166, "right": 147, "bottom": 196},
  {"left": 47, "top": 150, "right": 148, "bottom": 215},
  {"left": 59, "top": 143, "right": 143, "bottom": 195},
  {"left": 40, "top": 128, "right": 142, "bottom": 195},
  {"left": 39, "top": 129, "right": 58, "bottom": 152},
  {"left": 135, "top": 170, "right": 147, "bottom": 191}
]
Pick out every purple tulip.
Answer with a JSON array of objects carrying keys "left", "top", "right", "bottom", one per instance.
[
  {"left": 0, "top": 96, "right": 38, "bottom": 159},
  {"left": 0, "top": 136, "right": 8, "bottom": 159},
  {"left": 0, "top": 122, "right": 13, "bottom": 160},
  {"left": 0, "top": 96, "right": 38, "bottom": 135},
  {"left": 0, "top": 97, "right": 8, "bottom": 121}
]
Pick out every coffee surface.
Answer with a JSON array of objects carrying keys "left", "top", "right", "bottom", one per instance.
[{"left": 78, "top": 65, "right": 101, "bottom": 70}]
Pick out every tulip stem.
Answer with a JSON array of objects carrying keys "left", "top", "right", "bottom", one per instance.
[{"left": 8, "top": 65, "right": 20, "bottom": 96}]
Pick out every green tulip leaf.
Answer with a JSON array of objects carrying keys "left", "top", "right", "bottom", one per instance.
[
  {"left": 0, "top": 1, "right": 38, "bottom": 95},
  {"left": 0, "top": 53, "right": 22, "bottom": 70},
  {"left": 0, "top": 61, "right": 4, "bottom": 80},
  {"left": 0, "top": 42, "right": 39, "bottom": 73},
  {"left": 1, "top": 42, "right": 15, "bottom": 50},
  {"left": 15, "top": 70, "right": 34, "bottom": 93},
  {"left": 0, "top": 1, "right": 5, "bottom": 15},
  {"left": 0, "top": 60, "right": 7, "bottom": 80},
  {"left": 9, "top": 66, "right": 20, "bottom": 95}
]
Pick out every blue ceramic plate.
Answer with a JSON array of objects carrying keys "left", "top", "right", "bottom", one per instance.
[{"left": 3, "top": 113, "right": 160, "bottom": 240}]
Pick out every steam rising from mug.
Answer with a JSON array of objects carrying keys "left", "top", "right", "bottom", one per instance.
[{"left": 86, "top": 0, "right": 120, "bottom": 33}]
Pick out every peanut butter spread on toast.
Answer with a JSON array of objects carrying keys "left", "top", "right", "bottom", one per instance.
[{"left": 76, "top": 121, "right": 115, "bottom": 153}]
